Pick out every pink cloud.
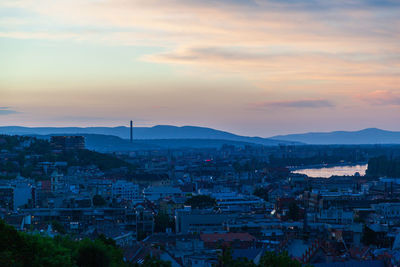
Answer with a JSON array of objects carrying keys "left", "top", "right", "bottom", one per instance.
[
  {"left": 249, "top": 99, "right": 334, "bottom": 109},
  {"left": 357, "top": 90, "right": 400, "bottom": 105}
]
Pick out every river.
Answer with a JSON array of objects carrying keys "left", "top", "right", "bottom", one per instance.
[{"left": 291, "top": 164, "right": 368, "bottom": 178}]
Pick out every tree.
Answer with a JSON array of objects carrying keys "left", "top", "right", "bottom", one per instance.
[
  {"left": 75, "top": 240, "right": 111, "bottom": 267},
  {"left": 185, "top": 195, "right": 216, "bottom": 209},
  {"left": 0, "top": 220, "right": 126, "bottom": 267},
  {"left": 97, "top": 234, "right": 117, "bottom": 248},
  {"left": 52, "top": 220, "right": 66, "bottom": 234},
  {"left": 0, "top": 219, "right": 74, "bottom": 267}
]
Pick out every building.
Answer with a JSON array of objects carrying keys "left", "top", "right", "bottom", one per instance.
[
  {"left": 200, "top": 232, "right": 256, "bottom": 249},
  {"left": 372, "top": 203, "right": 400, "bottom": 224},
  {"left": 11, "top": 179, "right": 34, "bottom": 210},
  {"left": 0, "top": 186, "right": 14, "bottom": 211},
  {"left": 175, "top": 208, "right": 232, "bottom": 234},
  {"left": 316, "top": 209, "right": 354, "bottom": 224},
  {"left": 112, "top": 180, "right": 141, "bottom": 203},
  {"left": 210, "top": 192, "right": 265, "bottom": 212},
  {"left": 0, "top": 178, "right": 34, "bottom": 211},
  {"left": 50, "top": 170, "right": 64, "bottom": 193},
  {"left": 135, "top": 205, "right": 154, "bottom": 237},
  {"left": 143, "top": 186, "right": 183, "bottom": 202}
]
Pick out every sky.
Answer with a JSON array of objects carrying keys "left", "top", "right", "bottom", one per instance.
[{"left": 1, "top": 0, "right": 400, "bottom": 137}]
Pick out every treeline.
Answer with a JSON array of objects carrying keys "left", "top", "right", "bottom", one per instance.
[
  {"left": 0, "top": 219, "right": 174, "bottom": 267},
  {"left": 63, "top": 149, "right": 134, "bottom": 171},
  {"left": 0, "top": 135, "right": 136, "bottom": 180},
  {"left": 367, "top": 156, "right": 400, "bottom": 177},
  {"left": 0, "top": 220, "right": 124, "bottom": 267},
  {"left": 0, "top": 135, "right": 32, "bottom": 151}
]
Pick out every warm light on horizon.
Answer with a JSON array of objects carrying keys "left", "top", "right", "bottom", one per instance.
[{"left": 1, "top": 0, "right": 400, "bottom": 136}]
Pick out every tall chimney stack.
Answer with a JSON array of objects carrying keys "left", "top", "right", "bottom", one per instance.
[{"left": 130, "top": 120, "right": 133, "bottom": 143}]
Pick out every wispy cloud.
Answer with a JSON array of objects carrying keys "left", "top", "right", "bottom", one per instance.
[
  {"left": 144, "top": 46, "right": 400, "bottom": 82},
  {"left": 249, "top": 99, "right": 335, "bottom": 109},
  {"left": 0, "top": 107, "right": 19, "bottom": 115},
  {"left": 357, "top": 90, "right": 400, "bottom": 106},
  {"left": 1, "top": 0, "right": 400, "bottom": 133},
  {"left": 52, "top": 115, "right": 150, "bottom": 123},
  {"left": 2, "top": 0, "right": 399, "bottom": 82}
]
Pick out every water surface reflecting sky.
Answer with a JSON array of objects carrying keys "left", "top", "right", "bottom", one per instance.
[{"left": 292, "top": 164, "right": 367, "bottom": 178}]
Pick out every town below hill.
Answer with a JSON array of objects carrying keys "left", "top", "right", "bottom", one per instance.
[{"left": 1, "top": 134, "right": 400, "bottom": 266}]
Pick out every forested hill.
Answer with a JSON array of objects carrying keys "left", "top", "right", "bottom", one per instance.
[
  {"left": 0, "top": 135, "right": 135, "bottom": 180},
  {"left": 0, "top": 219, "right": 126, "bottom": 267},
  {"left": 0, "top": 125, "right": 300, "bottom": 146}
]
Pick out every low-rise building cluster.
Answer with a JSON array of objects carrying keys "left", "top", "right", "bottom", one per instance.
[{"left": 1, "top": 135, "right": 400, "bottom": 266}]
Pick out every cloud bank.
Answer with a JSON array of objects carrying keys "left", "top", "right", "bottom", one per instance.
[
  {"left": 250, "top": 99, "right": 334, "bottom": 109},
  {"left": 0, "top": 107, "right": 19, "bottom": 115}
]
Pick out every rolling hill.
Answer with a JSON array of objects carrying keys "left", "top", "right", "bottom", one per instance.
[
  {"left": 31, "top": 134, "right": 261, "bottom": 152},
  {"left": 0, "top": 125, "right": 299, "bottom": 147},
  {"left": 271, "top": 128, "right": 400, "bottom": 145}
]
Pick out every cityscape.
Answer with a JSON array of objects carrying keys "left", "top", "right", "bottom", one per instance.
[
  {"left": 1, "top": 126, "right": 400, "bottom": 266},
  {"left": 2, "top": 0, "right": 400, "bottom": 267}
]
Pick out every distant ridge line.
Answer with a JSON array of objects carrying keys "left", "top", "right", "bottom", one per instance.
[{"left": 0, "top": 125, "right": 300, "bottom": 147}]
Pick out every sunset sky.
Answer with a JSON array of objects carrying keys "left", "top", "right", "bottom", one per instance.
[{"left": 1, "top": 0, "right": 400, "bottom": 136}]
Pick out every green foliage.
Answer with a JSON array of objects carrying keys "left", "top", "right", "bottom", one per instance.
[
  {"left": 62, "top": 149, "right": 134, "bottom": 171},
  {"left": 28, "top": 138, "right": 53, "bottom": 155},
  {"left": 52, "top": 220, "right": 66, "bottom": 235},
  {"left": 97, "top": 234, "right": 117, "bottom": 248},
  {"left": 75, "top": 239, "right": 111, "bottom": 267},
  {"left": 0, "top": 135, "right": 31, "bottom": 151},
  {"left": 0, "top": 219, "right": 126, "bottom": 267},
  {"left": 0, "top": 219, "right": 74, "bottom": 267},
  {"left": 253, "top": 187, "right": 269, "bottom": 202},
  {"left": 185, "top": 195, "right": 217, "bottom": 209},
  {"left": 0, "top": 135, "right": 136, "bottom": 180}
]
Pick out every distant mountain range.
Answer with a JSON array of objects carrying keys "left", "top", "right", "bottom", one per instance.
[
  {"left": 1, "top": 126, "right": 400, "bottom": 149},
  {"left": 0, "top": 125, "right": 291, "bottom": 146},
  {"left": 271, "top": 128, "right": 400, "bottom": 145},
  {"left": 0, "top": 125, "right": 299, "bottom": 151},
  {"left": 30, "top": 134, "right": 265, "bottom": 152}
]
